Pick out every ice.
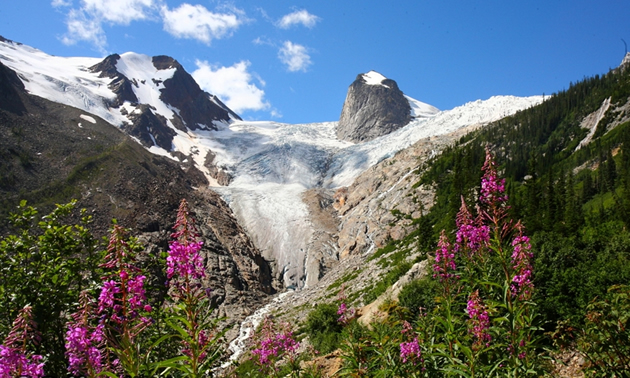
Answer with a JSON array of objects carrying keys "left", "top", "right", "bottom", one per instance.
[{"left": 0, "top": 38, "right": 545, "bottom": 289}]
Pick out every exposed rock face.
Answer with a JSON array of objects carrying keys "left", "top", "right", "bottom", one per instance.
[
  {"left": 0, "top": 64, "right": 274, "bottom": 332},
  {"left": 302, "top": 189, "right": 340, "bottom": 287},
  {"left": 89, "top": 54, "right": 240, "bottom": 153},
  {"left": 0, "top": 61, "right": 26, "bottom": 115},
  {"left": 152, "top": 55, "right": 241, "bottom": 129},
  {"left": 335, "top": 124, "right": 484, "bottom": 258},
  {"left": 337, "top": 71, "right": 412, "bottom": 143},
  {"left": 90, "top": 54, "right": 139, "bottom": 107}
]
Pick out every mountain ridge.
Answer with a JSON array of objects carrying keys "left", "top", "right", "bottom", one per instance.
[{"left": 0, "top": 35, "right": 544, "bottom": 290}]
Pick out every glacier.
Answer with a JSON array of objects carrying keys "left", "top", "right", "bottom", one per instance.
[{"left": 0, "top": 38, "right": 544, "bottom": 288}]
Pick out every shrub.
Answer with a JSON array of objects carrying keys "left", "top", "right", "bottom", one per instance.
[
  {"left": 305, "top": 303, "right": 344, "bottom": 354},
  {"left": 398, "top": 277, "right": 439, "bottom": 318}
]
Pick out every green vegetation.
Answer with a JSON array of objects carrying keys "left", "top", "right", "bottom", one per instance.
[{"left": 304, "top": 303, "right": 344, "bottom": 354}]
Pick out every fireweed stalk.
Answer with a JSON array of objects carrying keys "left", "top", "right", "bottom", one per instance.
[
  {"left": 158, "top": 199, "right": 224, "bottom": 377},
  {"left": 420, "top": 148, "right": 540, "bottom": 375},
  {"left": 250, "top": 317, "right": 299, "bottom": 376},
  {"left": 0, "top": 306, "right": 44, "bottom": 378},
  {"left": 336, "top": 286, "right": 356, "bottom": 326},
  {"left": 65, "top": 292, "right": 107, "bottom": 377},
  {"left": 64, "top": 225, "right": 152, "bottom": 377}
]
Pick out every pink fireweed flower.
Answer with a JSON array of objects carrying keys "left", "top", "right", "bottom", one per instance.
[
  {"left": 251, "top": 318, "right": 299, "bottom": 367},
  {"left": 400, "top": 338, "right": 422, "bottom": 364},
  {"left": 166, "top": 240, "right": 205, "bottom": 281},
  {"left": 97, "top": 280, "right": 120, "bottom": 314},
  {"left": 401, "top": 320, "right": 413, "bottom": 335},
  {"left": 466, "top": 290, "right": 492, "bottom": 349},
  {"left": 126, "top": 275, "right": 148, "bottom": 311},
  {"left": 510, "top": 223, "right": 534, "bottom": 300},
  {"left": 171, "top": 199, "right": 200, "bottom": 243},
  {"left": 455, "top": 198, "right": 490, "bottom": 255},
  {"left": 337, "top": 302, "right": 356, "bottom": 325},
  {"left": 0, "top": 306, "right": 45, "bottom": 378},
  {"left": 433, "top": 230, "right": 457, "bottom": 281},
  {"left": 65, "top": 324, "right": 105, "bottom": 376},
  {"left": 480, "top": 147, "right": 507, "bottom": 206}
]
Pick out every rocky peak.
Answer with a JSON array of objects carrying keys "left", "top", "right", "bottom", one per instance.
[
  {"left": 90, "top": 54, "right": 139, "bottom": 107},
  {"left": 88, "top": 53, "right": 242, "bottom": 164},
  {"left": 152, "top": 55, "right": 241, "bottom": 130},
  {"left": 336, "top": 71, "right": 412, "bottom": 143},
  {"left": 620, "top": 52, "right": 630, "bottom": 70}
]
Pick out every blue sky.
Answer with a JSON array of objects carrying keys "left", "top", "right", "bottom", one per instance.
[{"left": 1, "top": 1, "right": 629, "bottom": 123}]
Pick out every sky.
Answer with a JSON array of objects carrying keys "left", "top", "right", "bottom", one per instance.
[{"left": 1, "top": 1, "right": 629, "bottom": 124}]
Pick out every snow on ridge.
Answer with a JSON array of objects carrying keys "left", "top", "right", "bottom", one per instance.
[
  {"left": 325, "top": 95, "right": 544, "bottom": 188},
  {"left": 406, "top": 95, "right": 440, "bottom": 119},
  {"left": 116, "top": 53, "right": 178, "bottom": 129},
  {"left": 0, "top": 39, "right": 126, "bottom": 126},
  {"left": 362, "top": 70, "right": 389, "bottom": 87}
]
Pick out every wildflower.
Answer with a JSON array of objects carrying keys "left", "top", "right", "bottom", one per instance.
[
  {"left": 455, "top": 198, "right": 490, "bottom": 255},
  {"left": 401, "top": 321, "right": 413, "bottom": 335},
  {"left": 0, "top": 306, "right": 45, "bottom": 378},
  {"left": 400, "top": 338, "right": 422, "bottom": 364},
  {"left": 433, "top": 230, "right": 456, "bottom": 281},
  {"left": 166, "top": 241, "right": 205, "bottom": 281},
  {"left": 480, "top": 146, "right": 507, "bottom": 206},
  {"left": 337, "top": 302, "right": 356, "bottom": 325},
  {"left": 510, "top": 222, "right": 534, "bottom": 300},
  {"left": 466, "top": 290, "right": 491, "bottom": 349},
  {"left": 251, "top": 318, "right": 299, "bottom": 368}
]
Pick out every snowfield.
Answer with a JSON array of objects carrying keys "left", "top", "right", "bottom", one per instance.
[{"left": 0, "top": 38, "right": 544, "bottom": 288}]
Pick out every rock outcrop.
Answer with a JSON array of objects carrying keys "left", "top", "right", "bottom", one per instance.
[
  {"left": 89, "top": 54, "right": 240, "bottom": 152},
  {"left": 336, "top": 71, "right": 412, "bottom": 143},
  {"left": 335, "top": 124, "right": 484, "bottom": 258}
]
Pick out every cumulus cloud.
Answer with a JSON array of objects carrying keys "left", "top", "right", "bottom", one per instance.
[
  {"left": 57, "top": 1, "right": 245, "bottom": 49},
  {"left": 278, "top": 41, "right": 312, "bottom": 72},
  {"left": 59, "top": 0, "right": 159, "bottom": 48},
  {"left": 61, "top": 8, "right": 108, "bottom": 51},
  {"left": 161, "top": 3, "right": 244, "bottom": 44},
  {"left": 277, "top": 9, "right": 320, "bottom": 29},
  {"left": 82, "top": 0, "right": 156, "bottom": 25},
  {"left": 192, "top": 60, "right": 269, "bottom": 114}
]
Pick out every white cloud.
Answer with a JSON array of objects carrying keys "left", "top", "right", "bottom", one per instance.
[
  {"left": 57, "top": 1, "right": 245, "bottom": 49},
  {"left": 59, "top": 0, "right": 159, "bottom": 47},
  {"left": 61, "top": 9, "right": 107, "bottom": 51},
  {"left": 192, "top": 60, "right": 269, "bottom": 114},
  {"left": 82, "top": 0, "right": 156, "bottom": 25},
  {"left": 270, "top": 108, "right": 282, "bottom": 118},
  {"left": 277, "top": 9, "right": 320, "bottom": 29},
  {"left": 161, "top": 3, "right": 244, "bottom": 45},
  {"left": 252, "top": 36, "right": 273, "bottom": 46},
  {"left": 278, "top": 41, "right": 312, "bottom": 72},
  {"left": 51, "top": 0, "right": 72, "bottom": 7}
]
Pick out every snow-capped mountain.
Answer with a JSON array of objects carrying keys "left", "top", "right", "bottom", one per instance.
[{"left": 0, "top": 37, "right": 543, "bottom": 288}]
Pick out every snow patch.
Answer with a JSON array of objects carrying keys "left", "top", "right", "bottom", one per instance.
[
  {"left": 116, "top": 53, "right": 178, "bottom": 129},
  {"left": 80, "top": 114, "right": 96, "bottom": 124},
  {"left": 362, "top": 70, "right": 389, "bottom": 87},
  {"left": 406, "top": 95, "right": 439, "bottom": 118}
]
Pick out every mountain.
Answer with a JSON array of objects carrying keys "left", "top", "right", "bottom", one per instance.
[
  {"left": 0, "top": 51, "right": 275, "bottom": 339},
  {"left": 0, "top": 37, "right": 237, "bottom": 183},
  {"left": 0, "top": 37, "right": 544, "bottom": 291},
  {"left": 336, "top": 71, "right": 439, "bottom": 142}
]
